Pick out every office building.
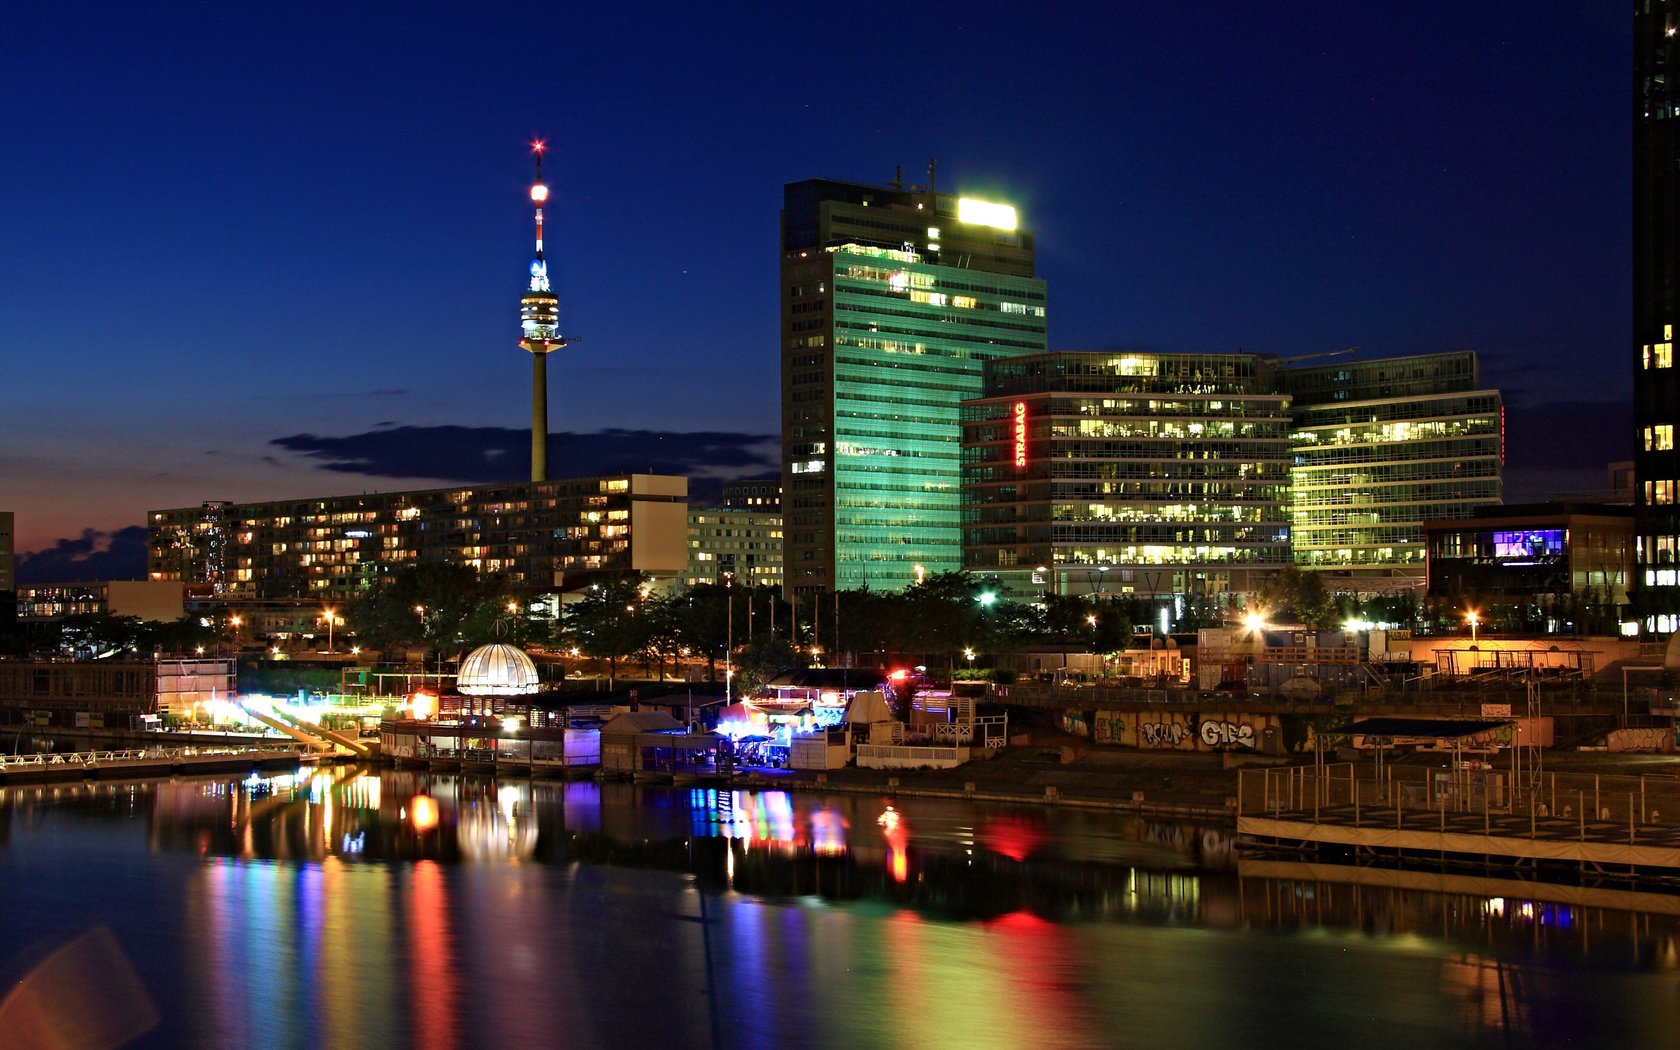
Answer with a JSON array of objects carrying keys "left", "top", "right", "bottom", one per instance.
[
  {"left": 961, "top": 351, "right": 1293, "bottom": 599},
  {"left": 685, "top": 507, "right": 783, "bottom": 589},
  {"left": 722, "top": 479, "right": 781, "bottom": 512},
  {"left": 147, "top": 474, "right": 689, "bottom": 602},
  {"left": 1280, "top": 351, "right": 1502, "bottom": 590},
  {"left": 1425, "top": 503, "right": 1634, "bottom": 635},
  {"left": 780, "top": 171, "right": 1047, "bottom": 595},
  {"left": 1635, "top": 6, "right": 1680, "bottom": 632}
]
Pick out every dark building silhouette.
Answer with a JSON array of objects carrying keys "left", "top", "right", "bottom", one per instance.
[{"left": 1636, "top": 6, "right": 1680, "bottom": 632}]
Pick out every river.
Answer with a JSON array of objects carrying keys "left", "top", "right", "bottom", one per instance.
[{"left": 0, "top": 765, "right": 1676, "bottom": 1048}]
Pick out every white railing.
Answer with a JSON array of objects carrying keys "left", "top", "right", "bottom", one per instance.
[{"left": 0, "top": 744, "right": 310, "bottom": 771}]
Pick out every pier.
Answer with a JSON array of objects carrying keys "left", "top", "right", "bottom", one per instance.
[
  {"left": 0, "top": 744, "right": 327, "bottom": 785},
  {"left": 1238, "top": 762, "right": 1680, "bottom": 877}
]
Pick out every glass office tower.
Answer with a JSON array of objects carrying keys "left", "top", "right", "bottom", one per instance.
[{"left": 781, "top": 176, "right": 1046, "bottom": 595}]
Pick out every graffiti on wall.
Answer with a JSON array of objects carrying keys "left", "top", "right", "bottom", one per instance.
[
  {"left": 1138, "top": 721, "right": 1189, "bottom": 747},
  {"left": 1093, "top": 711, "right": 1126, "bottom": 745},
  {"left": 1198, "top": 720, "right": 1257, "bottom": 749},
  {"left": 1089, "top": 709, "right": 1275, "bottom": 751}
]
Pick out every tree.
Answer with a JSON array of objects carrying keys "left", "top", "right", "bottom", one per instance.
[
  {"left": 564, "top": 576, "right": 652, "bottom": 685},
  {"left": 1255, "top": 567, "right": 1339, "bottom": 631},
  {"left": 732, "top": 632, "right": 801, "bottom": 697},
  {"left": 347, "top": 563, "right": 489, "bottom": 657}
]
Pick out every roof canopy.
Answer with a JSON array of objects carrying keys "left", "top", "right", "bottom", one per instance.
[
  {"left": 1323, "top": 717, "right": 1511, "bottom": 740},
  {"left": 456, "top": 643, "right": 539, "bottom": 696}
]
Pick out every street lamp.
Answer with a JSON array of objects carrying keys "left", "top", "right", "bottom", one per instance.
[
  {"left": 1466, "top": 610, "right": 1480, "bottom": 645},
  {"left": 322, "top": 609, "right": 338, "bottom": 652},
  {"left": 964, "top": 647, "right": 975, "bottom": 671},
  {"left": 723, "top": 571, "right": 734, "bottom": 700}
]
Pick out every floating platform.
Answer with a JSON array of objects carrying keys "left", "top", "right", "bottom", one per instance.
[{"left": 1238, "top": 764, "right": 1680, "bottom": 877}]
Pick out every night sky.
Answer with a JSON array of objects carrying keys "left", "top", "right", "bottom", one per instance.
[{"left": 3, "top": 3, "right": 1630, "bottom": 578}]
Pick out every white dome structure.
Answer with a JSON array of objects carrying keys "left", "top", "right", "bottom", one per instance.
[{"left": 456, "top": 643, "right": 539, "bottom": 696}]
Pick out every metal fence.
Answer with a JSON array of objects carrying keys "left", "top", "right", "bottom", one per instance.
[{"left": 1239, "top": 762, "right": 1680, "bottom": 840}]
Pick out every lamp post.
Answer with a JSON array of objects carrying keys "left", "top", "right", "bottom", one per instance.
[
  {"left": 229, "top": 614, "right": 242, "bottom": 654},
  {"left": 323, "top": 609, "right": 337, "bottom": 653},
  {"left": 1467, "top": 610, "right": 1480, "bottom": 646},
  {"left": 723, "top": 571, "right": 734, "bottom": 701}
]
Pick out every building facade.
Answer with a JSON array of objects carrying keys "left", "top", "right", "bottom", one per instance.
[
  {"left": 780, "top": 175, "right": 1047, "bottom": 595},
  {"left": 1425, "top": 504, "right": 1634, "bottom": 634},
  {"left": 722, "top": 479, "right": 781, "bottom": 511},
  {"left": 685, "top": 508, "right": 783, "bottom": 589},
  {"left": 14, "top": 580, "right": 186, "bottom": 622},
  {"left": 961, "top": 352, "right": 1293, "bottom": 599},
  {"left": 1636, "top": 4, "right": 1680, "bottom": 632},
  {"left": 148, "top": 474, "right": 689, "bottom": 601},
  {"left": 1280, "top": 352, "right": 1502, "bottom": 589}
]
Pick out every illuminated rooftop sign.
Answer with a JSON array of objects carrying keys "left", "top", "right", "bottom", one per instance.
[
  {"left": 1014, "top": 401, "right": 1028, "bottom": 469},
  {"left": 957, "top": 197, "right": 1018, "bottom": 231}
]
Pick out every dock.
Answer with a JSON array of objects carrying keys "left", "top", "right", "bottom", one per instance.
[
  {"left": 0, "top": 744, "right": 331, "bottom": 785},
  {"left": 1238, "top": 762, "right": 1680, "bottom": 876}
]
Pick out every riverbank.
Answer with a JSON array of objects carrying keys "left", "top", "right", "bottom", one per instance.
[
  {"left": 744, "top": 736, "right": 1244, "bottom": 821},
  {"left": 730, "top": 737, "right": 1680, "bottom": 825}
]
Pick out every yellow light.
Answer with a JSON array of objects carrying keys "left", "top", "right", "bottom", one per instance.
[
  {"left": 957, "top": 197, "right": 1018, "bottom": 231},
  {"left": 530, "top": 184, "right": 549, "bottom": 202},
  {"left": 411, "top": 795, "right": 439, "bottom": 833},
  {"left": 1244, "top": 612, "right": 1267, "bottom": 633}
]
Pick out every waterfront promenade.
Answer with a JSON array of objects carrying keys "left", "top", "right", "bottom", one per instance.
[{"left": 0, "top": 743, "right": 327, "bottom": 785}]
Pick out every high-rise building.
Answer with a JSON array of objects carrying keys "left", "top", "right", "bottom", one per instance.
[
  {"left": 961, "top": 352, "right": 1293, "bottom": 600},
  {"left": 1635, "top": 7, "right": 1680, "bottom": 633},
  {"left": 780, "top": 172, "right": 1047, "bottom": 595},
  {"left": 1280, "top": 351, "right": 1502, "bottom": 589}
]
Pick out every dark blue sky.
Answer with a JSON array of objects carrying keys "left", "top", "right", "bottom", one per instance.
[{"left": 3, "top": 2, "right": 1629, "bottom": 560}]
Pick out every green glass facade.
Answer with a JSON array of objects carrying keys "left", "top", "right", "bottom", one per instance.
[{"left": 782, "top": 178, "right": 1045, "bottom": 594}]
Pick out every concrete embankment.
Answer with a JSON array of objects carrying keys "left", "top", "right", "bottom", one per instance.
[{"left": 733, "top": 744, "right": 1245, "bottom": 822}]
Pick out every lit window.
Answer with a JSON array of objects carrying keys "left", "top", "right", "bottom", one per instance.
[
  {"left": 1658, "top": 343, "right": 1674, "bottom": 368},
  {"left": 1658, "top": 424, "right": 1675, "bottom": 451}
]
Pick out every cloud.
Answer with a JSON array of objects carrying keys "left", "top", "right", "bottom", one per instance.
[
  {"left": 15, "top": 526, "right": 149, "bottom": 584},
  {"left": 269, "top": 425, "right": 780, "bottom": 487}
]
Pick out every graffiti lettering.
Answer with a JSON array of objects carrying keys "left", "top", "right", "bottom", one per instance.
[
  {"left": 1138, "top": 721, "right": 1188, "bottom": 746},
  {"left": 1198, "top": 720, "right": 1257, "bottom": 749},
  {"left": 1093, "top": 712, "right": 1126, "bottom": 744}
]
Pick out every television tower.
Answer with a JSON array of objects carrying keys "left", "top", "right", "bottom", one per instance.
[{"left": 519, "top": 140, "right": 566, "bottom": 482}]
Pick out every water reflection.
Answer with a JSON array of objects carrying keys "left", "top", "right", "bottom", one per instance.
[{"left": 0, "top": 770, "right": 1678, "bottom": 1047}]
